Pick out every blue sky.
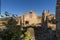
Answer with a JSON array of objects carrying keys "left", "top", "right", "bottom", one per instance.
[{"left": 1, "top": 0, "right": 56, "bottom": 16}]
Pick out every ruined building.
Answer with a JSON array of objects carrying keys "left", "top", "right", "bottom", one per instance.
[
  {"left": 0, "top": 10, "right": 56, "bottom": 30},
  {"left": 0, "top": 10, "right": 56, "bottom": 40},
  {"left": 16, "top": 10, "right": 56, "bottom": 30},
  {"left": 18, "top": 10, "right": 41, "bottom": 26},
  {"left": 42, "top": 10, "right": 56, "bottom": 30}
]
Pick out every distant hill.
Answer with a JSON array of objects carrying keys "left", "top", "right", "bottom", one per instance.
[{"left": 0, "top": 18, "right": 8, "bottom": 21}]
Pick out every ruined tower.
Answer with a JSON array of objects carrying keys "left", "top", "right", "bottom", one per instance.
[
  {"left": 56, "top": 0, "right": 60, "bottom": 39},
  {"left": 42, "top": 10, "right": 48, "bottom": 27},
  {"left": 42, "top": 10, "right": 47, "bottom": 22}
]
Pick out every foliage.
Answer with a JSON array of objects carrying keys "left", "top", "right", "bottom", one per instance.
[
  {"left": 24, "top": 31, "right": 31, "bottom": 40},
  {"left": 0, "top": 11, "right": 25, "bottom": 40},
  {"left": 0, "top": 11, "right": 32, "bottom": 40}
]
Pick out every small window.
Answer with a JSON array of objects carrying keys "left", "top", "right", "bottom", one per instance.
[{"left": 29, "top": 12, "right": 32, "bottom": 16}]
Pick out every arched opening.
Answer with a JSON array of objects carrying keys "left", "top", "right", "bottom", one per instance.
[{"left": 25, "top": 21, "right": 29, "bottom": 24}]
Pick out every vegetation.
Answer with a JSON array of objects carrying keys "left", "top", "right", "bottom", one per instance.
[
  {"left": 0, "top": 11, "right": 31, "bottom": 40},
  {"left": 34, "top": 27, "right": 57, "bottom": 40},
  {"left": 24, "top": 31, "right": 31, "bottom": 40}
]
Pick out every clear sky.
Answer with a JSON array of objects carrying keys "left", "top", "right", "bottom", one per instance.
[{"left": 1, "top": 0, "right": 56, "bottom": 16}]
